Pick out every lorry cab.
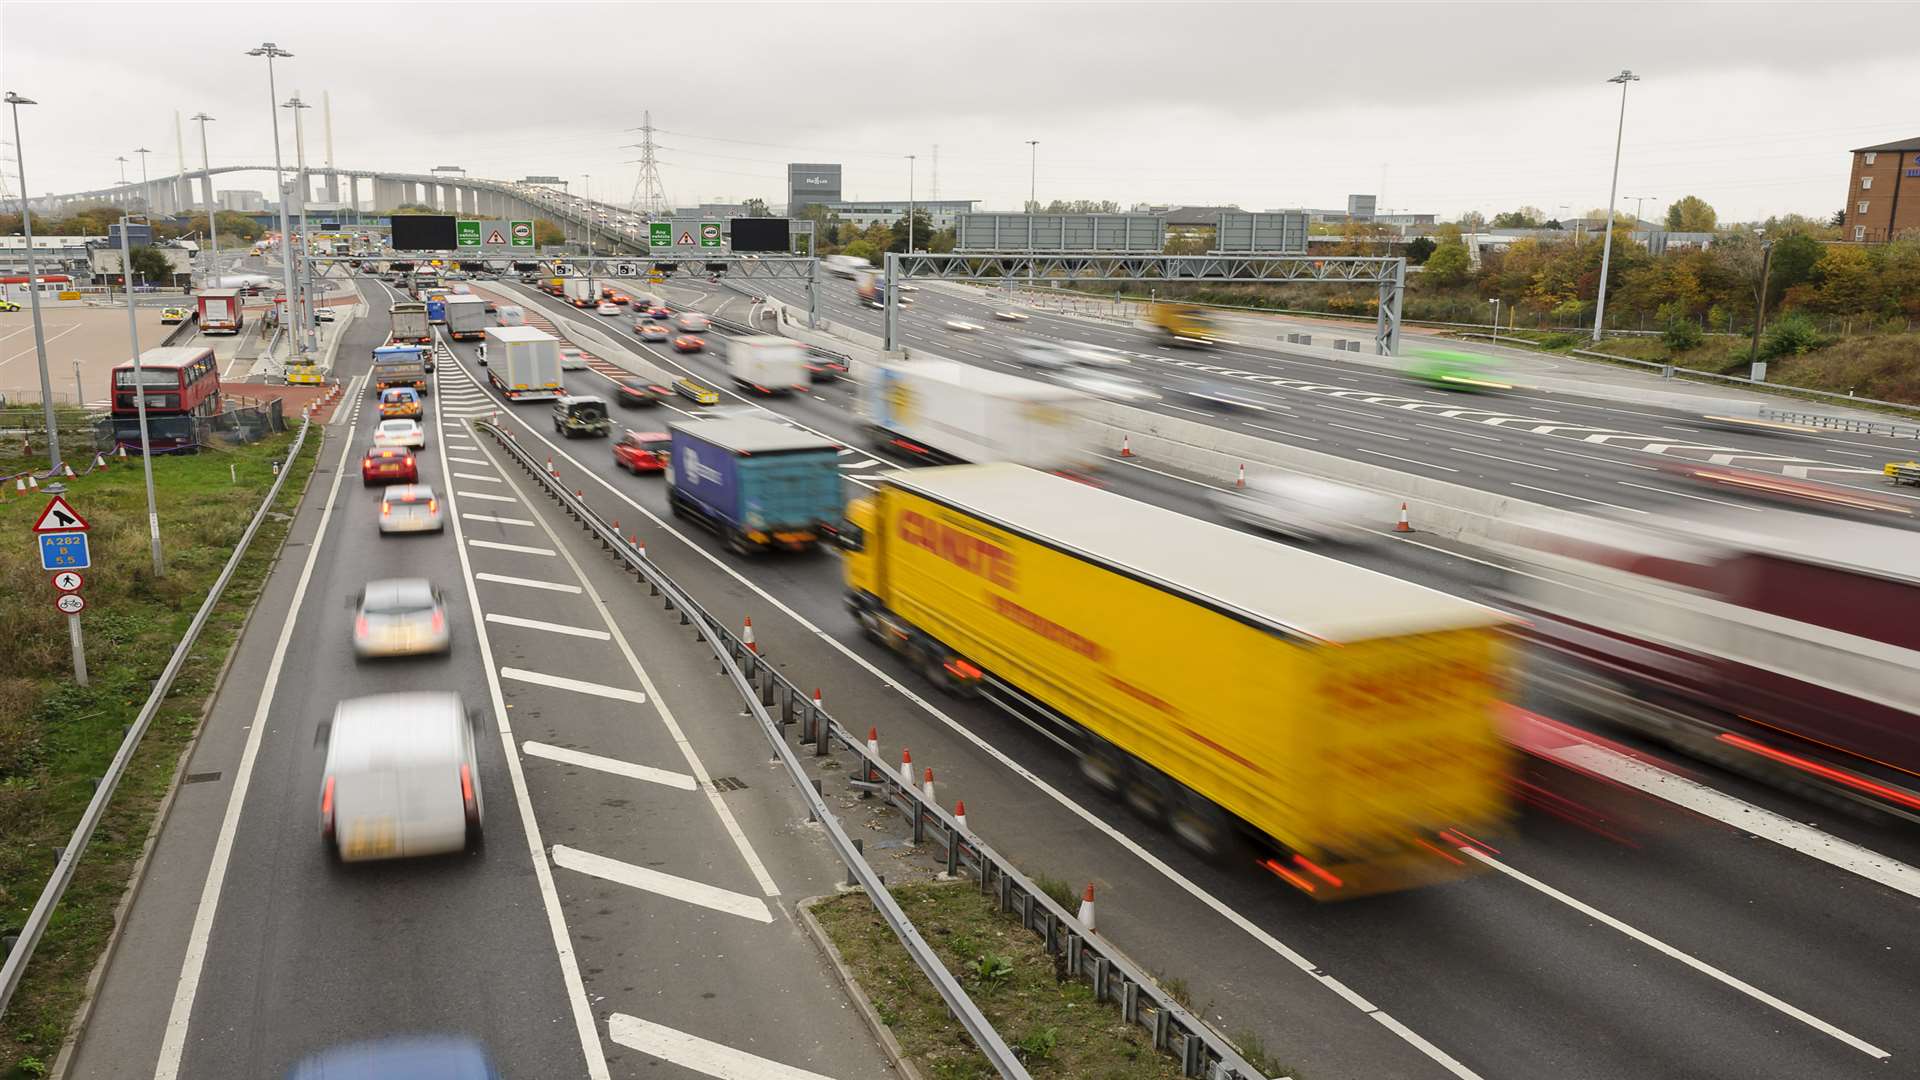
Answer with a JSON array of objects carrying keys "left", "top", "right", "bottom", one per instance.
[
  {"left": 839, "top": 495, "right": 879, "bottom": 596},
  {"left": 551, "top": 394, "right": 612, "bottom": 438}
]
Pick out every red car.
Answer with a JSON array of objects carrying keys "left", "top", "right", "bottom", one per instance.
[
  {"left": 612, "top": 430, "right": 672, "bottom": 474},
  {"left": 671, "top": 335, "right": 705, "bottom": 353},
  {"left": 637, "top": 323, "right": 669, "bottom": 342},
  {"left": 361, "top": 446, "right": 418, "bottom": 486},
  {"left": 645, "top": 305, "right": 672, "bottom": 320}
]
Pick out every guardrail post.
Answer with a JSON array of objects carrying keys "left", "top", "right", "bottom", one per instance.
[
  {"left": 1181, "top": 1031, "right": 1203, "bottom": 1076},
  {"left": 1153, "top": 1002, "right": 1172, "bottom": 1050},
  {"left": 1121, "top": 977, "right": 1139, "bottom": 1023},
  {"left": 846, "top": 838, "right": 862, "bottom": 888},
  {"left": 760, "top": 666, "right": 777, "bottom": 707},
  {"left": 1093, "top": 956, "right": 1110, "bottom": 1001},
  {"left": 911, "top": 799, "right": 925, "bottom": 845}
]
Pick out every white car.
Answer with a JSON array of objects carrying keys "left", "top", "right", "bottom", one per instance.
[
  {"left": 595, "top": 301, "right": 621, "bottom": 316},
  {"left": 943, "top": 320, "right": 983, "bottom": 333},
  {"left": 993, "top": 310, "right": 1030, "bottom": 322},
  {"left": 1049, "top": 367, "right": 1162, "bottom": 404},
  {"left": 378, "top": 483, "right": 444, "bottom": 534},
  {"left": 320, "top": 692, "right": 482, "bottom": 861},
  {"left": 372, "top": 418, "right": 425, "bottom": 449},
  {"left": 1211, "top": 474, "right": 1389, "bottom": 544},
  {"left": 351, "top": 577, "right": 450, "bottom": 658},
  {"left": 314, "top": 307, "right": 336, "bottom": 322},
  {"left": 559, "top": 346, "right": 588, "bottom": 371}
]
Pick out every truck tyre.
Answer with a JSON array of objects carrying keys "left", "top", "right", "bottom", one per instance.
[
  {"left": 1168, "top": 795, "right": 1233, "bottom": 861},
  {"left": 1122, "top": 765, "right": 1176, "bottom": 825},
  {"left": 725, "top": 528, "right": 755, "bottom": 556},
  {"left": 1078, "top": 741, "right": 1127, "bottom": 797}
]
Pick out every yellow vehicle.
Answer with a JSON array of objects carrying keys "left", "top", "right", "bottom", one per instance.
[
  {"left": 672, "top": 377, "right": 720, "bottom": 406},
  {"left": 159, "top": 306, "right": 190, "bottom": 324},
  {"left": 1147, "top": 301, "right": 1219, "bottom": 347},
  {"left": 286, "top": 364, "right": 326, "bottom": 386},
  {"left": 841, "top": 463, "right": 1512, "bottom": 897},
  {"left": 379, "top": 386, "right": 423, "bottom": 419}
]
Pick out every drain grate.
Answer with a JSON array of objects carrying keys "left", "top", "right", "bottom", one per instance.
[{"left": 710, "top": 776, "right": 748, "bottom": 792}]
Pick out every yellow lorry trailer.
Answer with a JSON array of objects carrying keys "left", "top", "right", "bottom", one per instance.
[
  {"left": 841, "top": 463, "right": 1512, "bottom": 897},
  {"left": 1147, "top": 301, "right": 1220, "bottom": 346}
]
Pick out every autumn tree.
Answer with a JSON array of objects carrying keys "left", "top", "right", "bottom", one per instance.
[
  {"left": 1664, "top": 195, "right": 1717, "bottom": 232},
  {"left": 1423, "top": 238, "right": 1472, "bottom": 286}
]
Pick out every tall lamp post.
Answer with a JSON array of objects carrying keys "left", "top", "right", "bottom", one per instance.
[
  {"left": 1748, "top": 231, "right": 1774, "bottom": 375},
  {"left": 284, "top": 94, "right": 317, "bottom": 354},
  {"left": 1025, "top": 139, "right": 1039, "bottom": 288},
  {"left": 6, "top": 90, "right": 61, "bottom": 470},
  {"left": 192, "top": 112, "right": 220, "bottom": 286},
  {"left": 247, "top": 42, "right": 302, "bottom": 363},
  {"left": 906, "top": 154, "right": 916, "bottom": 254},
  {"left": 118, "top": 211, "right": 165, "bottom": 576},
  {"left": 134, "top": 146, "right": 153, "bottom": 213},
  {"left": 1591, "top": 68, "right": 1640, "bottom": 342},
  {"left": 583, "top": 173, "right": 593, "bottom": 256}
]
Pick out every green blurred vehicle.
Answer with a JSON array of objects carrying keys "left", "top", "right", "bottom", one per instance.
[{"left": 1403, "top": 347, "right": 1512, "bottom": 391}]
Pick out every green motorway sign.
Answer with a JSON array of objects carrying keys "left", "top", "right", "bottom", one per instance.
[
  {"left": 509, "top": 220, "right": 535, "bottom": 247},
  {"left": 649, "top": 222, "right": 672, "bottom": 247},
  {"left": 456, "top": 220, "right": 482, "bottom": 247},
  {"left": 699, "top": 222, "right": 722, "bottom": 248}
]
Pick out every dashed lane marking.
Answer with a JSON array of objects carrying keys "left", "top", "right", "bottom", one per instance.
[
  {"left": 474, "top": 572, "right": 582, "bottom": 594},
  {"left": 485, "top": 612, "right": 613, "bottom": 640},
  {"left": 553, "top": 846, "right": 770, "bottom": 923},
  {"left": 458, "top": 490, "right": 518, "bottom": 503},
  {"left": 454, "top": 471, "right": 504, "bottom": 483},
  {"left": 500, "top": 667, "right": 648, "bottom": 704},
  {"left": 463, "top": 512, "right": 536, "bottom": 527},
  {"left": 469, "top": 538, "right": 554, "bottom": 556},
  {"left": 522, "top": 741, "right": 698, "bottom": 790},
  {"left": 607, "top": 1013, "right": 834, "bottom": 1078}
]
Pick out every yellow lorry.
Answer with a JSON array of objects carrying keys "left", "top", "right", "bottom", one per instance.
[
  {"left": 841, "top": 463, "right": 1512, "bottom": 897},
  {"left": 1147, "top": 301, "right": 1220, "bottom": 346}
]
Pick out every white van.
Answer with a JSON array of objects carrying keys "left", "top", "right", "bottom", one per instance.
[
  {"left": 319, "top": 692, "right": 483, "bottom": 862},
  {"left": 495, "top": 304, "right": 526, "bottom": 327}
]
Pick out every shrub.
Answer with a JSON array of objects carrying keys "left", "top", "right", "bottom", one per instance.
[
  {"left": 1759, "top": 312, "right": 1827, "bottom": 359},
  {"left": 1539, "top": 332, "right": 1580, "bottom": 350},
  {"left": 1662, "top": 316, "right": 1703, "bottom": 352}
]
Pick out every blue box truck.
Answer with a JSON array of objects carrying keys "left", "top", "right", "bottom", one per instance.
[{"left": 665, "top": 418, "right": 843, "bottom": 554}]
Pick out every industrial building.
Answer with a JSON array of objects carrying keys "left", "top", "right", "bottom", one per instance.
[{"left": 826, "top": 200, "right": 978, "bottom": 230}]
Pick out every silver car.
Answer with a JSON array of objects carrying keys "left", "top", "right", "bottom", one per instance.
[
  {"left": 319, "top": 692, "right": 483, "bottom": 862},
  {"left": 1211, "top": 473, "right": 1389, "bottom": 544},
  {"left": 351, "top": 577, "right": 450, "bottom": 658},
  {"left": 373, "top": 418, "right": 425, "bottom": 449},
  {"left": 378, "top": 483, "right": 444, "bottom": 534}
]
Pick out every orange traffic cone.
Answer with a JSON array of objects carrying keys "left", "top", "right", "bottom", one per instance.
[
  {"left": 1077, "top": 884, "right": 1097, "bottom": 933},
  {"left": 1395, "top": 502, "right": 1412, "bottom": 533},
  {"left": 1236, "top": 463, "right": 1245, "bottom": 488},
  {"left": 922, "top": 768, "right": 936, "bottom": 801},
  {"left": 742, "top": 617, "right": 757, "bottom": 654},
  {"left": 899, "top": 747, "right": 914, "bottom": 786},
  {"left": 954, "top": 800, "right": 968, "bottom": 831},
  {"left": 1120, "top": 435, "right": 1134, "bottom": 458}
]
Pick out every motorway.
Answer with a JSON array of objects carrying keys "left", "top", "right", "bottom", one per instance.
[
  {"left": 62, "top": 293, "right": 890, "bottom": 1079},
  {"left": 409, "top": 272, "right": 1920, "bottom": 1079}
]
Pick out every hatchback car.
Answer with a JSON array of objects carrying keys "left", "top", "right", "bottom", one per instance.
[
  {"left": 372, "top": 418, "right": 425, "bottom": 449},
  {"left": 637, "top": 323, "right": 669, "bottom": 342},
  {"left": 595, "top": 301, "right": 621, "bottom": 316},
  {"left": 378, "top": 387, "right": 423, "bottom": 419},
  {"left": 612, "top": 430, "right": 672, "bottom": 474},
  {"left": 611, "top": 376, "right": 670, "bottom": 408},
  {"left": 159, "top": 306, "right": 189, "bottom": 324},
  {"left": 319, "top": 692, "right": 482, "bottom": 862},
  {"left": 378, "top": 483, "right": 444, "bottom": 533},
  {"left": 558, "top": 345, "right": 588, "bottom": 371},
  {"left": 351, "top": 577, "right": 450, "bottom": 657},
  {"left": 674, "top": 313, "right": 711, "bottom": 332},
  {"left": 671, "top": 335, "right": 705, "bottom": 353},
  {"left": 609, "top": 291, "right": 631, "bottom": 306},
  {"left": 360, "top": 447, "right": 418, "bottom": 486},
  {"left": 646, "top": 305, "right": 672, "bottom": 320}
]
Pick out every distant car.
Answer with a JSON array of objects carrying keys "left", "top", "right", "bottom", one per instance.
[
  {"left": 806, "top": 355, "right": 848, "bottom": 382},
  {"left": 637, "top": 323, "right": 669, "bottom": 342},
  {"left": 159, "top": 306, "right": 189, "bottom": 324},
  {"left": 611, "top": 376, "right": 671, "bottom": 408},
  {"left": 378, "top": 483, "right": 444, "bottom": 533},
  {"left": 595, "top": 301, "right": 621, "bottom": 316},
  {"left": 360, "top": 447, "right": 418, "bottom": 486},
  {"left": 351, "top": 577, "right": 449, "bottom": 657},
  {"left": 373, "top": 418, "right": 425, "bottom": 449},
  {"left": 943, "top": 320, "right": 983, "bottom": 333},
  {"left": 558, "top": 345, "right": 588, "bottom": 371},
  {"left": 646, "top": 305, "right": 672, "bottom": 320},
  {"left": 1211, "top": 473, "right": 1387, "bottom": 544},
  {"left": 314, "top": 307, "right": 336, "bottom": 322},
  {"left": 1048, "top": 367, "right": 1162, "bottom": 404},
  {"left": 671, "top": 335, "right": 705, "bottom": 353},
  {"left": 609, "top": 291, "right": 631, "bottom": 306},
  {"left": 674, "top": 313, "right": 710, "bottom": 332},
  {"left": 483, "top": 300, "right": 497, "bottom": 314},
  {"left": 0, "top": 298, "right": 21, "bottom": 312},
  {"left": 287, "top": 1035, "right": 502, "bottom": 1080},
  {"left": 992, "top": 310, "right": 1029, "bottom": 322},
  {"left": 318, "top": 692, "right": 482, "bottom": 862},
  {"left": 612, "top": 430, "right": 672, "bottom": 473}
]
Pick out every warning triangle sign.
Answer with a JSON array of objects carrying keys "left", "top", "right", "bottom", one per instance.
[
  {"left": 33, "top": 494, "right": 89, "bottom": 533},
  {"left": 487, "top": 229, "right": 507, "bottom": 245},
  {"left": 678, "top": 231, "right": 694, "bottom": 245}
]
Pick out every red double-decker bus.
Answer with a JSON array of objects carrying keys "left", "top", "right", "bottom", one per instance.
[{"left": 111, "top": 346, "right": 222, "bottom": 452}]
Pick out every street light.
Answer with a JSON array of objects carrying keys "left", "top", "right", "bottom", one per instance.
[
  {"left": 1591, "top": 68, "right": 1640, "bottom": 343},
  {"left": 246, "top": 42, "right": 303, "bottom": 364},
  {"left": 1025, "top": 140, "right": 1039, "bottom": 288},
  {"left": 115, "top": 154, "right": 128, "bottom": 184},
  {"left": 1748, "top": 231, "right": 1775, "bottom": 372},
  {"left": 583, "top": 173, "right": 593, "bottom": 256},
  {"left": 1626, "top": 195, "right": 1658, "bottom": 226},
  {"left": 134, "top": 147, "right": 153, "bottom": 214},
  {"left": 1488, "top": 298, "right": 1501, "bottom": 343},
  {"left": 5, "top": 90, "right": 62, "bottom": 471},
  {"left": 283, "top": 94, "right": 317, "bottom": 354},
  {"left": 192, "top": 113, "right": 220, "bottom": 287},
  {"left": 906, "top": 154, "right": 916, "bottom": 254},
  {"left": 117, "top": 207, "right": 165, "bottom": 576}
]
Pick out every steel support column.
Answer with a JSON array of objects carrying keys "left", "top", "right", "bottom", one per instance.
[
  {"left": 1375, "top": 257, "right": 1404, "bottom": 355},
  {"left": 882, "top": 252, "right": 901, "bottom": 351}
]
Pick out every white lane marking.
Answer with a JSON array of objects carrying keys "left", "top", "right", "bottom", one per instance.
[
  {"left": 153, "top": 416, "right": 359, "bottom": 1079},
  {"left": 486, "top": 613, "right": 613, "bottom": 640},
  {"left": 458, "top": 490, "right": 519, "bottom": 503},
  {"left": 522, "top": 741, "right": 698, "bottom": 791},
  {"left": 608, "top": 1013, "right": 835, "bottom": 1078},
  {"left": 1243, "top": 422, "right": 1317, "bottom": 441},
  {"left": 469, "top": 538, "right": 555, "bottom": 557},
  {"left": 1353, "top": 447, "right": 1460, "bottom": 472},
  {"left": 553, "top": 845, "right": 771, "bottom": 922},
  {"left": 463, "top": 512, "right": 536, "bottom": 527},
  {"left": 1417, "top": 423, "right": 1503, "bottom": 442},
  {"left": 1540, "top": 445, "right": 1660, "bottom": 471},
  {"left": 1447, "top": 446, "right": 1558, "bottom": 471},
  {"left": 1464, "top": 848, "right": 1891, "bottom": 1059},
  {"left": 1615, "top": 480, "right": 1765, "bottom": 511},
  {"left": 432, "top": 381, "right": 612, "bottom": 1080},
  {"left": 1548, "top": 744, "right": 1920, "bottom": 900},
  {"left": 449, "top": 352, "right": 1476, "bottom": 1073},
  {"left": 840, "top": 457, "right": 881, "bottom": 470},
  {"left": 1158, "top": 403, "right": 1214, "bottom": 418},
  {"left": 1512, "top": 482, "right": 1649, "bottom": 513},
  {"left": 454, "top": 471, "right": 503, "bottom": 483},
  {"left": 1326, "top": 421, "right": 1409, "bottom": 441},
  {"left": 501, "top": 667, "right": 648, "bottom": 703},
  {"left": 449, "top": 456, "right": 491, "bottom": 466}
]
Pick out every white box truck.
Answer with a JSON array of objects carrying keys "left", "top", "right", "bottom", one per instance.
[
  {"left": 861, "top": 360, "right": 1096, "bottom": 473},
  {"left": 443, "top": 294, "right": 492, "bottom": 341},
  {"left": 724, "top": 335, "right": 809, "bottom": 395},
  {"left": 482, "top": 326, "right": 564, "bottom": 400},
  {"left": 563, "top": 278, "right": 599, "bottom": 307}
]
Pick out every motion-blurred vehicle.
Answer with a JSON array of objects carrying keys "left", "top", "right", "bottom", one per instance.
[
  {"left": 377, "top": 386, "right": 422, "bottom": 419},
  {"left": 608, "top": 291, "right": 631, "bottom": 305},
  {"left": 806, "top": 354, "right": 849, "bottom": 382},
  {"left": 1147, "top": 302, "right": 1220, "bottom": 347},
  {"left": 319, "top": 692, "right": 482, "bottom": 862},
  {"left": 351, "top": 577, "right": 449, "bottom": 657},
  {"left": 673, "top": 377, "right": 720, "bottom": 405},
  {"left": 1006, "top": 338, "right": 1131, "bottom": 373},
  {"left": 314, "top": 307, "right": 336, "bottom": 322},
  {"left": 840, "top": 463, "right": 1511, "bottom": 892},
  {"left": 372, "top": 418, "right": 425, "bottom": 449},
  {"left": 558, "top": 344, "right": 588, "bottom": 371},
  {"left": 360, "top": 447, "right": 418, "bottom": 486},
  {"left": 377, "top": 483, "right": 443, "bottom": 533},
  {"left": 494, "top": 304, "right": 525, "bottom": 327},
  {"left": 1212, "top": 473, "right": 1389, "bottom": 543},
  {"left": 0, "top": 298, "right": 21, "bottom": 313},
  {"left": 943, "top": 320, "right": 984, "bottom": 333},
  {"left": 637, "top": 323, "right": 669, "bottom": 342},
  {"left": 1403, "top": 348, "right": 1512, "bottom": 391},
  {"left": 672, "top": 334, "right": 705, "bottom": 353},
  {"left": 1494, "top": 508, "right": 1920, "bottom": 818},
  {"left": 863, "top": 360, "right": 1095, "bottom": 473},
  {"left": 992, "top": 310, "right": 1029, "bottom": 322},
  {"left": 612, "top": 429, "right": 672, "bottom": 473},
  {"left": 674, "top": 313, "right": 711, "bottom": 332},
  {"left": 611, "top": 376, "right": 671, "bottom": 408},
  {"left": 595, "top": 301, "right": 621, "bottom": 316},
  {"left": 286, "top": 1035, "right": 502, "bottom": 1080},
  {"left": 666, "top": 417, "right": 842, "bottom": 553},
  {"left": 552, "top": 394, "right": 612, "bottom": 438},
  {"left": 646, "top": 304, "right": 673, "bottom": 320},
  {"left": 726, "top": 335, "right": 808, "bottom": 395},
  {"left": 1168, "top": 377, "right": 1270, "bottom": 412},
  {"left": 1047, "top": 366, "right": 1162, "bottom": 405},
  {"left": 159, "top": 306, "right": 189, "bottom": 324},
  {"left": 1666, "top": 460, "right": 1914, "bottom": 516}
]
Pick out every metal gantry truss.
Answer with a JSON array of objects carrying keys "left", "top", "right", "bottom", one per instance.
[
  {"left": 320, "top": 253, "right": 818, "bottom": 280},
  {"left": 886, "top": 251, "right": 1408, "bottom": 355}
]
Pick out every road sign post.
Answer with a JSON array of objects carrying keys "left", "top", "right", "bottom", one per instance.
[
  {"left": 67, "top": 609, "right": 87, "bottom": 685},
  {"left": 33, "top": 495, "right": 92, "bottom": 684},
  {"left": 509, "top": 220, "right": 535, "bottom": 247}
]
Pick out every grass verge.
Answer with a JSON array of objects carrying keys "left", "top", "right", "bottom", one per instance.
[
  {"left": 0, "top": 427, "right": 322, "bottom": 1078},
  {"left": 811, "top": 882, "right": 1190, "bottom": 1080}
]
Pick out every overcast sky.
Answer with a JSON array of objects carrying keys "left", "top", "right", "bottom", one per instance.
[{"left": 3, "top": 1, "right": 1915, "bottom": 223}]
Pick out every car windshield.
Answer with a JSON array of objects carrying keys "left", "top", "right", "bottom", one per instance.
[
  {"left": 362, "top": 580, "right": 437, "bottom": 615},
  {"left": 379, "top": 421, "right": 414, "bottom": 432},
  {"left": 642, "top": 438, "right": 672, "bottom": 453}
]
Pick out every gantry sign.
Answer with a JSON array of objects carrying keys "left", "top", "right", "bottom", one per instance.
[{"left": 883, "top": 252, "right": 1408, "bottom": 355}]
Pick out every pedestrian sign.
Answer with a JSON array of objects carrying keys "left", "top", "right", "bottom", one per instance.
[
  {"left": 32, "top": 494, "right": 89, "bottom": 532},
  {"left": 699, "top": 223, "right": 722, "bottom": 248},
  {"left": 678, "top": 231, "right": 695, "bottom": 246},
  {"left": 510, "top": 220, "right": 535, "bottom": 247},
  {"left": 53, "top": 570, "right": 83, "bottom": 592},
  {"left": 40, "top": 532, "right": 91, "bottom": 571},
  {"left": 456, "top": 220, "right": 482, "bottom": 247},
  {"left": 486, "top": 229, "right": 507, "bottom": 245},
  {"left": 650, "top": 222, "right": 672, "bottom": 247}
]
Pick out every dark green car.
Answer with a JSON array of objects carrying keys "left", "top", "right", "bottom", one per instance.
[{"left": 552, "top": 394, "right": 612, "bottom": 438}]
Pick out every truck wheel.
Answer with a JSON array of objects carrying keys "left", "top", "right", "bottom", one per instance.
[
  {"left": 1078, "top": 741, "right": 1126, "bottom": 797},
  {"left": 918, "top": 648, "right": 951, "bottom": 693},
  {"left": 1168, "top": 795, "right": 1233, "bottom": 861},
  {"left": 1122, "top": 766, "right": 1175, "bottom": 825},
  {"left": 725, "top": 529, "right": 755, "bottom": 556}
]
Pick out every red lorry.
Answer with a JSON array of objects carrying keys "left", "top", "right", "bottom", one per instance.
[{"left": 197, "top": 288, "right": 245, "bottom": 334}]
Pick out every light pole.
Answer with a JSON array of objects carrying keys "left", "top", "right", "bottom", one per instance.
[
  {"left": 6, "top": 91, "right": 61, "bottom": 471},
  {"left": 247, "top": 42, "right": 302, "bottom": 363},
  {"left": 134, "top": 146, "right": 154, "bottom": 215},
  {"left": 582, "top": 173, "right": 593, "bottom": 256},
  {"left": 118, "top": 209, "right": 165, "bottom": 576},
  {"left": 193, "top": 113, "right": 220, "bottom": 287},
  {"left": 1488, "top": 298, "right": 1501, "bottom": 343},
  {"left": 284, "top": 94, "right": 317, "bottom": 354},
  {"left": 116, "top": 155, "right": 128, "bottom": 184},
  {"left": 906, "top": 154, "right": 916, "bottom": 254},
  {"left": 1627, "top": 195, "right": 1657, "bottom": 227},
  {"left": 1025, "top": 140, "right": 1039, "bottom": 288},
  {"left": 1748, "top": 232, "right": 1774, "bottom": 370},
  {"left": 1591, "top": 68, "right": 1639, "bottom": 342}
]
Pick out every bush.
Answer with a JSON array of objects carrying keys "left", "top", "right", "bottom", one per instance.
[
  {"left": 1662, "top": 316, "right": 1703, "bottom": 352},
  {"left": 1539, "top": 332, "right": 1580, "bottom": 350},
  {"left": 1759, "top": 312, "right": 1827, "bottom": 359}
]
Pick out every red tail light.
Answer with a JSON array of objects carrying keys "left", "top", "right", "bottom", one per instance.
[
  {"left": 1292, "top": 854, "right": 1344, "bottom": 889},
  {"left": 460, "top": 763, "right": 478, "bottom": 826},
  {"left": 431, "top": 610, "right": 445, "bottom": 633},
  {"left": 381, "top": 502, "right": 391, "bottom": 517},
  {"left": 355, "top": 616, "right": 369, "bottom": 636},
  {"left": 427, "top": 499, "right": 439, "bottom": 513},
  {"left": 321, "top": 776, "right": 336, "bottom": 837},
  {"left": 944, "top": 659, "right": 984, "bottom": 681}
]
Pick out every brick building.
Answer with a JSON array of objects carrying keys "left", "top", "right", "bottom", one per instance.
[{"left": 1842, "top": 136, "right": 1920, "bottom": 243}]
